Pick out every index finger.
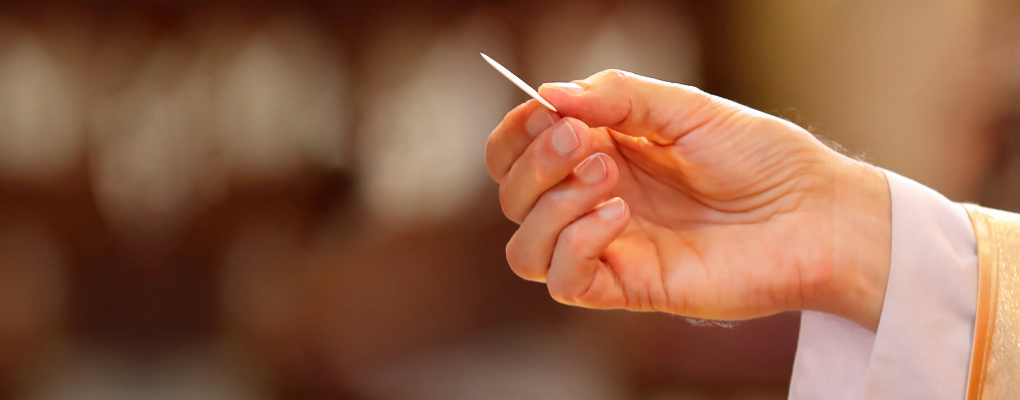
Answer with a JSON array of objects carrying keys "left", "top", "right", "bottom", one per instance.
[{"left": 485, "top": 99, "right": 560, "bottom": 183}]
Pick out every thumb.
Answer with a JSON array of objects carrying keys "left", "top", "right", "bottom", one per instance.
[{"left": 537, "top": 69, "right": 726, "bottom": 144}]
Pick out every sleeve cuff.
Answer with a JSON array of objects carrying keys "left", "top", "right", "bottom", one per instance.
[{"left": 789, "top": 169, "right": 978, "bottom": 400}]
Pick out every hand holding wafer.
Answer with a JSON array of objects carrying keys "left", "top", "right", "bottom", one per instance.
[{"left": 484, "top": 68, "right": 891, "bottom": 331}]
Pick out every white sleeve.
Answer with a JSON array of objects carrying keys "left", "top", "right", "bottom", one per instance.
[{"left": 788, "top": 170, "right": 978, "bottom": 400}]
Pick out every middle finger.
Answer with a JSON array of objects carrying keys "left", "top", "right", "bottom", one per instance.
[{"left": 498, "top": 117, "right": 597, "bottom": 223}]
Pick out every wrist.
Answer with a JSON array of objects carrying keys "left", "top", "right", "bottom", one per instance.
[{"left": 813, "top": 155, "right": 892, "bottom": 331}]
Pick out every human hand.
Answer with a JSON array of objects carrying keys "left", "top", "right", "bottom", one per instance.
[{"left": 486, "top": 70, "right": 891, "bottom": 330}]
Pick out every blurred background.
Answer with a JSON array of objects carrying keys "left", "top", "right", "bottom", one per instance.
[{"left": 0, "top": 0, "right": 1017, "bottom": 399}]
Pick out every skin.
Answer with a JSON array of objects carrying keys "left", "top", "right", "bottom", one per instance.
[{"left": 486, "top": 70, "right": 892, "bottom": 331}]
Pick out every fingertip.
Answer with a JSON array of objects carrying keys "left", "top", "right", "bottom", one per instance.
[
  {"left": 545, "top": 117, "right": 592, "bottom": 157},
  {"left": 573, "top": 152, "right": 620, "bottom": 187},
  {"left": 546, "top": 199, "right": 629, "bottom": 305},
  {"left": 556, "top": 197, "right": 629, "bottom": 263},
  {"left": 597, "top": 197, "right": 628, "bottom": 221},
  {"left": 599, "top": 153, "right": 620, "bottom": 181},
  {"left": 539, "top": 77, "right": 629, "bottom": 130},
  {"left": 563, "top": 117, "right": 593, "bottom": 141},
  {"left": 540, "top": 82, "right": 587, "bottom": 96},
  {"left": 486, "top": 99, "right": 554, "bottom": 182},
  {"left": 538, "top": 82, "right": 587, "bottom": 112},
  {"left": 524, "top": 105, "right": 559, "bottom": 138}
]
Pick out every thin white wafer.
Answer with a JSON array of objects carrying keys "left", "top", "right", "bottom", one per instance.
[{"left": 480, "top": 53, "right": 557, "bottom": 112}]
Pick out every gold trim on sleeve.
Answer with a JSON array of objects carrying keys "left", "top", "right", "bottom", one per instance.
[{"left": 963, "top": 204, "right": 1020, "bottom": 400}]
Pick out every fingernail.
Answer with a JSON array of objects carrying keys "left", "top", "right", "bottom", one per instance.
[
  {"left": 525, "top": 108, "right": 555, "bottom": 138},
  {"left": 551, "top": 121, "right": 579, "bottom": 155},
  {"left": 575, "top": 154, "right": 607, "bottom": 185},
  {"left": 598, "top": 198, "right": 626, "bottom": 220},
  {"left": 542, "top": 82, "right": 586, "bottom": 94}
]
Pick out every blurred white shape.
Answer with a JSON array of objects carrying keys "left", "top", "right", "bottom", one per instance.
[
  {"left": 214, "top": 16, "right": 348, "bottom": 178},
  {"left": 90, "top": 39, "right": 222, "bottom": 239},
  {"left": 524, "top": 0, "right": 700, "bottom": 86},
  {"left": 359, "top": 13, "right": 514, "bottom": 224},
  {"left": 0, "top": 25, "right": 84, "bottom": 181}
]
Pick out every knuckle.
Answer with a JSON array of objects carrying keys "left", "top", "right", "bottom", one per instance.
[
  {"left": 587, "top": 69, "right": 631, "bottom": 89},
  {"left": 499, "top": 102, "right": 529, "bottom": 128},
  {"left": 503, "top": 103, "right": 522, "bottom": 120},
  {"left": 680, "top": 83, "right": 708, "bottom": 98},
  {"left": 527, "top": 155, "right": 549, "bottom": 183},
  {"left": 540, "top": 190, "right": 573, "bottom": 218},
  {"left": 547, "top": 284, "right": 573, "bottom": 306},
  {"left": 747, "top": 115, "right": 803, "bottom": 141},
  {"left": 485, "top": 141, "right": 501, "bottom": 182},
  {"left": 597, "top": 68, "right": 629, "bottom": 82},
  {"left": 506, "top": 237, "right": 544, "bottom": 281},
  {"left": 498, "top": 185, "right": 520, "bottom": 222},
  {"left": 559, "top": 224, "right": 586, "bottom": 255},
  {"left": 505, "top": 239, "right": 525, "bottom": 276}
]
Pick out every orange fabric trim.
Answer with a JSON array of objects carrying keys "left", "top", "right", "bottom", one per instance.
[
  {"left": 963, "top": 204, "right": 998, "bottom": 400},
  {"left": 962, "top": 204, "right": 1020, "bottom": 399}
]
